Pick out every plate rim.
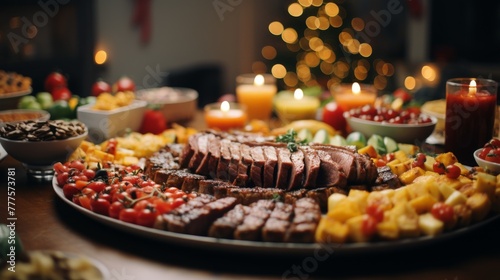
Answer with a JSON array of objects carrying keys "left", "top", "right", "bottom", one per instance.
[
  {"left": 0, "top": 88, "right": 32, "bottom": 99},
  {"left": 52, "top": 176, "right": 500, "bottom": 255}
]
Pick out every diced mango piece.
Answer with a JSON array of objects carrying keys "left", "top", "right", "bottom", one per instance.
[
  {"left": 466, "top": 192, "right": 492, "bottom": 222},
  {"left": 388, "top": 160, "right": 412, "bottom": 176},
  {"left": 409, "top": 194, "right": 437, "bottom": 214},
  {"left": 358, "top": 145, "right": 378, "bottom": 159},
  {"left": 327, "top": 193, "right": 347, "bottom": 212},
  {"left": 346, "top": 215, "right": 370, "bottom": 243},
  {"left": 315, "top": 216, "right": 349, "bottom": 243},
  {"left": 393, "top": 150, "right": 410, "bottom": 162},
  {"left": 327, "top": 199, "right": 362, "bottom": 223},
  {"left": 377, "top": 220, "right": 399, "bottom": 240},
  {"left": 399, "top": 167, "right": 426, "bottom": 185},
  {"left": 444, "top": 190, "right": 467, "bottom": 206},
  {"left": 435, "top": 152, "right": 458, "bottom": 166},
  {"left": 418, "top": 213, "right": 444, "bottom": 236},
  {"left": 474, "top": 172, "right": 497, "bottom": 199}
]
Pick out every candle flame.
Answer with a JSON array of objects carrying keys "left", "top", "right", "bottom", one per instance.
[
  {"left": 352, "top": 82, "right": 361, "bottom": 95},
  {"left": 254, "top": 74, "right": 265, "bottom": 86},
  {"left": 220, "top": 101, "right": 230, "bottom": 112},
  {"left": 469, "top": 80, "right": 477, "bottom": 95},
  {"left": 293, "top": 88, "right": 304, "bottom": 100}
]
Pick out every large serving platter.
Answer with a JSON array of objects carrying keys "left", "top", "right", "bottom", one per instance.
[{"left": 52, "top": 177, "right": 500, "bottom": 255}]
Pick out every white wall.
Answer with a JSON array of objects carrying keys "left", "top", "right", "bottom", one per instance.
[{"left": 96, "top": 0, "right": 282, "bottom": 94}]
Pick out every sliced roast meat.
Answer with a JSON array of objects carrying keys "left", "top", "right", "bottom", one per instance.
[
  {"left": 315, "top": 150, "right": 347, "bottom": 189},
  {"left": 216, "top": 139, "right": 232, "bottom": 181},
  {"left": 195, "top": 133, "right": 216, "bottom": 175},
  {"left": 374, "top": 166, "right": 401, "bottom": 190},
  {"left": 249, "top": 146, "right": 266, "bottom": 187},
  {"left": 154, "top": 194, "right": 216, "bottom": 230},
  {"left": 305, "top": 186, "right": 346, "bottom": 212},
  {"left": 299, "top": 146, "right": 320, "bottom": 189},
  {"left": 206, "top": 136, "right": 221, "bottom": 178},
  {"left": 275, "top": 147, "right": 293, "bottom": 190},
  {"left": 228, "top": 142, "right": 242, "bottom": 182},
  {"left": 288, "top": 150, "right": 305, "bottom": 190},
  {"left": 285, "top": 198, "right": 321, "bottom": 243},
  {"left": 262, "top": 202, "right": 294, "bottom": 242},
  {"left": 180, "top": 173, "right": 206, "bottom": 193},
  {"left": 262, "top": 146, "right": 278, "bottom": 188},
  {"left": 234, "top": 200, "right": 275, "bottom": 241},
  {"left": 310, "top": 144, "right": 357, "bottom": 183},
  {"left": 208, "top": 204, "right": 251, "bottom": 238},
  {"left": 187, "top": 133, "right": 210, "bottom": 170},
  {"left": 225, "top": 187, "right": 285, "bottom": 205},
  {"left": 238, "top": 144, "right": 253, "bottom": 187}
]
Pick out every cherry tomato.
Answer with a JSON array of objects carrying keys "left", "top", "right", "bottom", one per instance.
[
  {"left": 119, "top": 208, "right": 138, "bottom": 224},
  {"left": 445, "top": 165, "right": 461, "bottom": 179},
  {"left": 365, "top": 203, "right": 384, "bottom": 222},
  {"left": 412, "top": 153, "right": 426, "bottom": 168},
  {"left": 433, "top": 161, "right": 446, "bottom": 174},
  {"left": 133, "top": 200, "right": 151, "bottom": 211},
  {"left": 137, "top": 208, "right": 157, "bottom": 228},
  {"left": 56, "top": 172, "right": 69, "bottom": 186},
  {"left": 62, "top": 183, "right": 80, "bottom": 199},
  {"left": 375, "top": 159, "right": 387, "bottom": 167},
  {"left": 109, "top": 201, "right": 125, "bottom": 219},
  {"left": 83, "top": 169, "right": 96, "bottom": 180},
  {"left": 105, "top": 139, "right": 118, "bottom": 155},
  {"left": 51, "top": 87, "right": 72, "bottom": 101},
  {"left": 361, "top": 215, "right": 378, "bottom": 238},
  {"left": 91, "top": 197, "right": 111, "bottom": 216},
  {"left": 87, "top": 181, "right": 107, "bottom": 193},
  {"left": 69, "top": 160, "right": 85, "bottom": 171},
  {"left": 45, "top": 71, "right": 67, "bottom": 93},
  {"left": 478, "top": 147, "right": 492, "bottom": 160},
  {"left": 485, "top": 149, "right": 500, "bottom": 164},
  {"left": 113, "top": 76, "right": 136, "bottom": 92},
  {"left": 393, "top": 88, "right": 412, "bottom": 103},
  {"left": 431, "top": 202, "right": 455, "bottom": 223},
  {"left": 171, "top": 197, "right": 185, "bottom": 209},
  {"left": 91, "top": 79, "right": 112, "bottom": 97},
  {"left": 54, "top": 162, "right": 69, "bottom": 174},
  {"left": 153, "top": 200, "right": 173, "bottom": 214},
  {"left": 78, "top": 195, "right": 92, "bottom": 210},
  {"left": 322, "top": 102, "right": 347, "bottom": 135}
]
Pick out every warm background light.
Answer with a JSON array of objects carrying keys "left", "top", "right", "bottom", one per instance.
[
  {"left": 94, "top": 50, "right": 107, "bottom": 65},
  {"left": 404, "top": 76, "right": 416, "bottom": 90}
]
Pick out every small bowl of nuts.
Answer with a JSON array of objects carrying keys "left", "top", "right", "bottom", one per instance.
[{"left": 0, "top": 120, "right": 88, "bottom": 179}]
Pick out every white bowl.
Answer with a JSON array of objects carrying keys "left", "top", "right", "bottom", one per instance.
[
  {"left": 473, "top": 148, "right": 500, "bottom": 174},
  {"left": 135, "top": 87, "right": 198, "bottom": 123},
  {"left": 0, "top": 129, "right": 88, "bottom": 167},
  {"left": 0, "top": 109, "right": 50, "bottom": 127},
  {"left": 77, "top": 100, "right": 147, "bottom": 143},
  {"left": 345, "top": 114, "right": 437, "bottom": 145}
]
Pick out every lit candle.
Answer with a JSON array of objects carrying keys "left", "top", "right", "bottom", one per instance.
[
  {"left": 204, "top": 101, "right": 248, "bottom": 131},
  {"left": 235, "top": 74, "right": 277, "bottom": 121},
  {"left": 274, "top": 88, "right": 320, "bottom": 123},
  {"left": 445, "top": 78, "right": 498, "bottom": 165},
  {"left": 332, "top": 82, "right": 377, "bottom": 111}
]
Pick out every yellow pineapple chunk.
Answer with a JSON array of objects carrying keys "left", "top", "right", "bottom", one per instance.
[
  {"left": 377, "top": 220, "right": 399, "bottom": 240},
  {"left": 346, "top": 215, "right": 370, "bottom": 243},
  {"left": 358, "top": 145, "right": 378, "bottom": 158},
  {"left": 327, "top": 193, "right": 347, "bottom": 212},
  {"left": 474, "top": 172, "right": 497, "bottom": 199},
  {"left": 367, "top": 190, "right": 394, "bottom": 211},
  {"left": 79, "top": 140, "right": 94, "bottom": 153},
  {"left": 423, "top": 155, "right": 436, "bottom": 172},
  {"left": 327, "top": 199, "right": 362, "bottom": 223},
  {"left": 438, "top": 184, "right": 456, "bottom": 200},
  {"left": 348, "top": 189, "right": 369, "bottom": 212},
  {"left": 315, "top": 216, "right": 349, "bottom": 243},
  {"left": 445, "top": 190, "right": 467, "bottom": 206},
  {"left": 399, "top": 167, "right": 426, "bottom": 185},
  {"left": 392, "top": 187, "right": 410, "bottom": 204},
  {"left": 418, "top": 213, "right": 444, "bottom": 236},
  {"left": 466, "top": 192, "right": 492, "bottom": 222},
  {"left": 388, "top": 160, "right": 412, "bottom": 176},
  {"left": 409, "top": 194, "right": 437, "bottom": 214},
  {"left": 397, "top": 214, "right": 420, "bottom": 238},
  {"left": 393, "top": 150, "right": 410, "bottom": 162},
  {"left": 435, "top": 152, "right": 458, "bottom": 166}
]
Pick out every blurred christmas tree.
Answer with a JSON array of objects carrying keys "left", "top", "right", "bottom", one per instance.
[{"left": 261, "top": 0, "right": 398, "bottom": 93}]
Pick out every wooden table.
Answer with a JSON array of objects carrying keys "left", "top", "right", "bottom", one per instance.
[{"left": 2, "top": 113, "right": 500, "bottom": 280}]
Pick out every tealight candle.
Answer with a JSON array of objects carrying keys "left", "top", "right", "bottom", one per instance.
[
  {"left": 204, "top": 101, "right": 247, "bottom": 131},
  {"left": 332, "top": 82, "right": 377, "bottom": 111},
  {"left": 274, "top": 89, "right": 320, "bottom": 123},
  {"left": 235, "top": 73, "right": 277, "bottom": 121},
  {"left": 445, "top": 78, "right": 498, "bottom": 166}
]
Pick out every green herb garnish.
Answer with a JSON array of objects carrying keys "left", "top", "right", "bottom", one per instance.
[{"left": 276, "top": 129, "right": 307, "bottom": 152}]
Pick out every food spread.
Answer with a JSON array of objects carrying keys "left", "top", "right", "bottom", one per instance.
[{"left": 53, "top": 127, "right": 500, "bottom": 245}]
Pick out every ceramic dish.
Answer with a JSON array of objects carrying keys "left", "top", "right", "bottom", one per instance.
[{"left": 135, "top": 87, "right": 198, "bottom": 123}]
